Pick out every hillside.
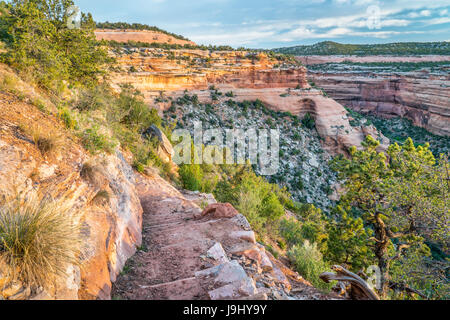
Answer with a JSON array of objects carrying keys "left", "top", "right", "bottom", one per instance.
[
  {"left": 95, "top": 22, "right": 195, "bottom": 46},
  {"left": 274, "top": 41, "right": 450, "bottom": 56}
]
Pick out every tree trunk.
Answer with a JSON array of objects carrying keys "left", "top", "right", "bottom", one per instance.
[{"left": 374, "top": 213, "right": 391, "bottom": 299}]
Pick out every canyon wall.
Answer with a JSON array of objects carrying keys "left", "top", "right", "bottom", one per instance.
[
  {"left": 110, "top": 48, "right": 309, "bottom": 95},
  {"left": 110, "top": 47, "right": 387, "bottom": 155},
  {"left": 0, "top": 90, "right": 143, "bottom": 300},
  {"left": 309, "top": 71, "right": 450, "bottom": 136},
  {"left": 297, "top": 55, "right": 450, "bottom": 65}
]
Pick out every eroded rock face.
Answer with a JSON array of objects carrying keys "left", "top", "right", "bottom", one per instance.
[
  {"left": 309, "top": 72, "right": 450, "bottom": 136},
  {"left": 109, "top": 48, "right": 309, "bottom": 103},
  {"left": 0, "top": 93, "right": 142, "bottom": 300}
]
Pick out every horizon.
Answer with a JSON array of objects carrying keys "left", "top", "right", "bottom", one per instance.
[{"left": 74, "top": 0, "right": 450, "bottom": 49}]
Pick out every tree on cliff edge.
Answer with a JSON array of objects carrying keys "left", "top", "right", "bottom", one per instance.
[{"left": 331, "top": 136, "right": 449, "bottom": 298}]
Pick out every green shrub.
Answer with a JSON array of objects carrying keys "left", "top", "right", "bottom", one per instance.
[
  {"left": 0, "top": 193, "right": 81, "bottom": 289},
  {"left": 288, "top": 241, "right": 333, "bottom": 291},
  {"left": 80, "top": 126, "right": 116, "bottom": 154},
  {"left": 179, "top": 164, "right": 203, "bottom": 191},
  {"left": 302, "top": 113, "right": 316, "bottom": 129},
  {"left": 75, "top": 86, "right": 113, "bottom": 112},
  {"left": 280, "top": 218, "right": 304, "bottom": 246},
  {"left": 117, "top": 87, "right": 161, "bottom": 131},
  {"left": 58, "top": 107, "right": 78, "bottom": 130}
]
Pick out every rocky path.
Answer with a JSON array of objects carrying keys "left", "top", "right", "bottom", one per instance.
[{"left": 112, "top": 172, "right": 338, "bottom": 300}]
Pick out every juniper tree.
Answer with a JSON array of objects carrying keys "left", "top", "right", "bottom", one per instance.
[{"left": 332, "top": 136, "right": 449, "bottom": 298}]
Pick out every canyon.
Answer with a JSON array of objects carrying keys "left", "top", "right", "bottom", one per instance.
[
  {"left": 109, "top": 46, "right": 387, "bottom": 154},
  {"left": 299, "top": 56, "right": 450, "bottom": 137}
]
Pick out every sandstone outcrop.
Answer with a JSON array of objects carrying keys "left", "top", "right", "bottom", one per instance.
[
  {"left": 143, "top": 125, "right": 175, "bottom": 164},
  {"left": 309, "top": 71, "right": 450, "bottom": 136},
  {"left": 110, "top": 46, "right": 385, "bottom": 154},
  {"left": 0, "top": 92, "right": 143, "bottom": 300},
  {"left": 109, "top": 48, "right": 309, "bottom": 102}
]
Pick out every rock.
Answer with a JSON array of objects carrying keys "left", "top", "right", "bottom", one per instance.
[
  {"left": 0, "top": 282, "right": 25, "bottom": 299},
  {"left": 230, "top": 231, "right": 256, "bottom": 244},
  {"left": 201, "top": 203, "right": 239, "bottom": 219},
  {"left": 230, "top": 243, "right": 261, "bottom": 263},
  {"left": 260, "top": 251, "right": 274, "bottom": 272},
  {"left": 230, "top": 214, "right": 252, "bottom": 231},
  {"left": 195, "top": 261, "right": 248, "bottom": 286},
  {"left": 8, "top": 287, "right": 31, "bottom": 300},
  {"left": 208, "top": 277, "right": 257, "bottom": 300},
  {"left": 206, "top": 243, "right": 229, "bottom": 264},
  {"left": 237, "top": 293, "right": 268, "bottom": 300},
  {"left": 143, "top": 125, "right": 175, "bottom": 163},
  {"left": 310, "top": 70, "right": 450, "bottom": 136}
]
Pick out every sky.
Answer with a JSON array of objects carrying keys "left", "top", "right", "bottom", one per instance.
[{"left": 75, "top": 0, "right": 450, "bottom": 49}]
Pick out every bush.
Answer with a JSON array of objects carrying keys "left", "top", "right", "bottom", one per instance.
[
  {"left": 117, "top": 87, "right": 161, "bottom": 131},
  {"left": 179, "top": 164, "right": 203, "bottom": 191},
  {"left": 1, "top": 0, "right": 110, "bottom": 90},
  {"left": 280, "top": 218, "right": 304, "bottom": 246},
  {"left": 288, "top": 241, "right": 333, "bottom": 291},
  {"left": 58, "top": 107, "right": 78, "bottom": 130},
  {"left": 80, "top": 126, "right": 116, "bottom": 154},
  {"left": 302, "top": 113, "right": 315, "bottom": 130},
  {"left": 0, "top": 193, "right": 81, "bottom": 289},
  {"left": 75, "top": 86, "right": 113, "bottom": 112}
]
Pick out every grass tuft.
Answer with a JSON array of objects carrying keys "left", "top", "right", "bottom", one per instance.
[{"left": 0, "top": 193, "right": 81, "bottom": 289}]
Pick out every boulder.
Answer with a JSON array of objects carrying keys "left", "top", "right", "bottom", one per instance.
[
  {"left": 143, "top": 125, "right": 174, "bottom": 163},
  {"left": 208, "top": 277, "right": 257, "bottom": 300},
  {"left": 206, "top": 243, "right": 229, "bottom": 264},
  {"left": 201, "top": 203, "right": 239, "bottom": 219},
  {"left": 230, "top": 231, "right": 256, "bottom": 244}
]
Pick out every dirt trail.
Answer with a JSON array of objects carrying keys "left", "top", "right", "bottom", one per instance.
[{"left": 112, "top": 173, "right": 339, "bottom": 300}]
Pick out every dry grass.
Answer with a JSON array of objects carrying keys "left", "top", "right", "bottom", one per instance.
[
  {"left": 0, "top": 192, "right": 81, "bottom": 289},
  {"left": 80, "top": 161, "right": 105, "bottom": 188},
  {"left": 19, "top": 124, "right": 63, "bottom": 156},
  {"left": 91, "top": 190, "right": 110, "bottom": 206}
]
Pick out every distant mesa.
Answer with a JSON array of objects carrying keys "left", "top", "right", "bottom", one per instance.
[{"left": 95, "top": 21, "right": 196, "bottom": 46}]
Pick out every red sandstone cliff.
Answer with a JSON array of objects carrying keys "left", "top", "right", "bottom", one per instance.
[{"left": 309, "top": 71, "right": 450, "bottom": 136}]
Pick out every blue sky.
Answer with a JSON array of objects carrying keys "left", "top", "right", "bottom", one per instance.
[{"left": 76, "top": 0, "right": 450, "bottom": 49}]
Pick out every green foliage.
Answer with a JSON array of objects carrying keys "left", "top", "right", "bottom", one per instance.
[
  {"left": 274, "top": 41, "right": 450, "bottom": 56},
  {"left": 288, "top": 241, "right": 333, "bottom": 291},
  {"left": 326, "top": 205, "right": 374, "bottom": 271},
  {"left": 116, "top": 86, "right": 161, "bottom": 131},
  {"left": 80, "top": 126, "right": 116, "bottom": 154},
  {"left": 58, "top": 107, "right": 78, "bottom": 129},
  {"left": 96, "top": 21, "right": 190, "bottom": 41},
  {"left": 214, "top": 165, "right": 289, "bottom": 235},
  {"left": 179, "top": 164, "right": 204, "bottom": 192},
  {"left": 301, "top": 113, "right": 315, "bottom": 129},
  {"left": 0, "top": 0, "right": 111, "bottom": 91},
  {"left": 331, "top": 136, "right": 449, "bottom": 298}
]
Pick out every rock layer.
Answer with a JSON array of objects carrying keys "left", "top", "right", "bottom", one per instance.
[
  {"left": 0, "top": 92, "right": 142, "bottom": 300},
  {"left": 309, "top": 71, "right": 450, "bottom": 136}
]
